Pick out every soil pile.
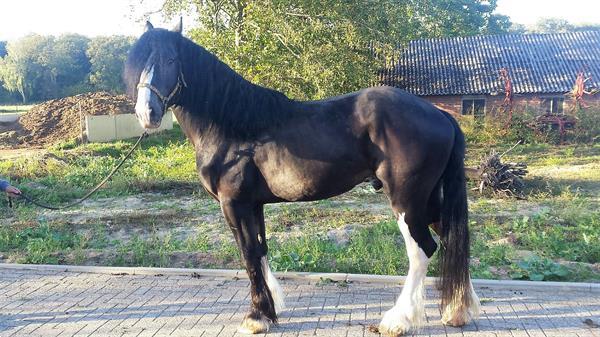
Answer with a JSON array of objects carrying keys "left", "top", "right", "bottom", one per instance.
[{"left": 0, "top": 92, "right": 135, "bottom": 148}]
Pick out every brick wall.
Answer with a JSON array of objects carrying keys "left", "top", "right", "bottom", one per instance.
[{"left": 423, "top": 93, "right": 599, "bottom": 117}]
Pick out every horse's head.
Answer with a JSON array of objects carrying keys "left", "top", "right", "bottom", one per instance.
[{"left": 124, "top": 20, "right": 185, "bottom": 129}]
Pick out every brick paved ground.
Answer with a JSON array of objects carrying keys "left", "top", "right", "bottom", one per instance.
[{"left": 0, "top": 266, "right": 598, "bottom": 337}]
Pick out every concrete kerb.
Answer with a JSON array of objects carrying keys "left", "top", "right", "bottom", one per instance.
[{"left": 1, "top": 263, "right": 598, "bottom": 293}]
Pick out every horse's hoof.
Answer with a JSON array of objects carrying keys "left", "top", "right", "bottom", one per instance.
[
  {"left": 442, "top": 315, "right": 468, "bottom": 327},
  {"left": 237, "top": 316, "right": 270, "bottom": 334},
  {"left": 441, "top": 308, "right": 470, "bottom": 327},
  {"left": 441, "top": 292, "right": 479, "bottom": 327},
  {"left": 378, "top": 308, "right": 411, "bottom": 337}
]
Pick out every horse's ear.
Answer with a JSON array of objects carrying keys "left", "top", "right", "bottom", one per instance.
[
  {"left": 171, "top": 17, "right": 183, "bottom": 34},
  {"left": 145, "top": 21, "right": 154, "bottom": 32}
]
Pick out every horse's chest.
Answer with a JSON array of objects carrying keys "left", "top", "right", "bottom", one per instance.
[{"left": 195, "top": 150, "right": 258, "bottom": 200}]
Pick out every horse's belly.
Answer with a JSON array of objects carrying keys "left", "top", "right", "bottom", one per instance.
[
  {"left": 256, "top": 117, "right": 371, "bottom": 202},
  {"left": 260, "top": 159, "right": 369, "bottom": 202}
]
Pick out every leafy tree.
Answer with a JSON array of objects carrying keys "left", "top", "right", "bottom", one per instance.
[
  {"left": 52, "top": 34, "right": 92, "bottom": 96},
  {"left": 509, "top": 23, "right": 527, "bottom": 34},
  {"left": 0, "top": 34, "right": 54, "bottom": 103},
  {"left": 531, "top": 18, "right": 574, "bottom": 33},
  {"left": 0, "top": 41, "right": 12, "bottom": 103},
  {"left": 146, "top": 0, "right": 511, "bottom": 100},
  {"left": 0, "top": 34, "right": 134, "bottom": 102},
  {"left": 0, "top": 41, "right": 6, "bottom": 58},
  {"left": 522, "top": 18, "right": 600, "bottom": 34},
  {"left": 572, "top": 24, "right": 600, "bottom": 32},
  {"left": 482, "top": 14, "right": 513, "bottom": 35},
  {"left": 87, "top": 36, "right": 135, "bottom": 93}
]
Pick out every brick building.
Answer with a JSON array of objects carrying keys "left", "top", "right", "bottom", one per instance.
[{"left": 379, "top": 31, "right": 600, "bottom": 118}]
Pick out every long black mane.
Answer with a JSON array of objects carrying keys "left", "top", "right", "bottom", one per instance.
[{"left": 124, "top": 29, "right": 301, "bottom": 140}]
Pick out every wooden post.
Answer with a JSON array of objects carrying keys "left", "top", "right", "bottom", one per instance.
[{"left": 79, "top": 102, "right": 87, "bottom": 144}]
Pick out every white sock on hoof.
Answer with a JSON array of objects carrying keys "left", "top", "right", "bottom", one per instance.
[
  {"left": 441, "top": 280, "right": 480, "bottom": 327},
  {"left": 261, "top": 256, "right": 285, "bottom": 313},
  {"left": 237, "top": 316, "right": 270, "bottom": 335},
  {"left": 379, "top": 305, "right": 413, "bottom": 337},
  {"left": 379, "top": 213, "right": 430, "bottom": 336}
]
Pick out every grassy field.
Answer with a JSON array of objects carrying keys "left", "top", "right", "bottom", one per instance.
[
  {"left": 1, "top": 125, "right": 599, "bottom": 282},
  {"left": 0, "top": 104, "right": 33, "bottom": 114}
]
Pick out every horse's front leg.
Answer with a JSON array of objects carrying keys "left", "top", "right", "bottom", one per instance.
[{"left": 221, "top": 200, "right": 282, "bottom": 334}]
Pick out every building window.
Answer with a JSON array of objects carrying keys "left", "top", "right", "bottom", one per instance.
[
  {"left": 462, "top": 98, "right": 486, "bottom": 118},
  {"left": 541, "top": 97, "right": 564, "bottom": 114}
]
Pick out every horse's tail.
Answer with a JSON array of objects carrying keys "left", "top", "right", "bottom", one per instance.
[{"left": 437, "top": 110, "right": 472, "bottom": 314}]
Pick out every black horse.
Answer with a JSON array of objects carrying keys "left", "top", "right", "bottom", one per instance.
[{"left": 124, "top": 21, "right": 480, "bottom": 337}]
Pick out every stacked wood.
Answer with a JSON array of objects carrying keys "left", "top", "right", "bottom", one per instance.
[
  {"left": 476, "top": 152, "right": 528, "bottom": 198},
  {"left": 467, "top": 143, "right": 528, "bottom": 198}
]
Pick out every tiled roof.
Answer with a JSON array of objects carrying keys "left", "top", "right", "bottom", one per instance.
[{"left": 379, "top": 31, "right": 600, "bottom": 96}]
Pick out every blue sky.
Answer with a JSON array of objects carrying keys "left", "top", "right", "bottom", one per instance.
[{"left": 0, "top": 0, "right": 599, "bottom": 41}]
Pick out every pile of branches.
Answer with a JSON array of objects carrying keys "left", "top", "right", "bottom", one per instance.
[{"left": 469, "top": 143, "right": 528, "bottom": 198}]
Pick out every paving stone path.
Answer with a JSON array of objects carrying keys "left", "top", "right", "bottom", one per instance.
[{"left": 0, "top": 265, "right": 598, "bottom": 337}]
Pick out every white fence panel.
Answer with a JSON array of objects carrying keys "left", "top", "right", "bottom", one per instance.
[
  {"left": 85, "top": 112, "right": 173, "bottom": 142},
  {"left": 0, "top": 113, "right": 22, "bottom": 123}
]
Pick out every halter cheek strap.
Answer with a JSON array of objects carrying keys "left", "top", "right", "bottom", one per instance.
[{"left": 137, "top": 69, "right": 187, "bottom": 109}]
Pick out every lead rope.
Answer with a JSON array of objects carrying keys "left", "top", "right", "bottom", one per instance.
[{"left": 14, "top": 131, "right": 148, "bottom": 210}]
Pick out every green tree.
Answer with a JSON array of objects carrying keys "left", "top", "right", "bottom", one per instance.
[
  {"left": 0, "top": 41, "right": 12, "bottom": 103},
  {"left": 524, "top": 18, "right": 600, "bottom": 34},
  {"left": 509, "top": 23, "right": 527, "bottom": 34},
  {"left": 87, "top": 36, "right": 135, "bottom": 93},
  {"left": 573, "top": 24, "right": 600, "bottom": 32},
  {"left": 530, "top": 18, "right": 574, "bottom": 33},
  {"left": 52, "top": 34, "right": 92, "bottom": 96},
  {"left": 146, "top": 0, "right": 511, "bottom": 100},
  {"left": 0, "top": 34, "right": 54, "bottom": 103}
]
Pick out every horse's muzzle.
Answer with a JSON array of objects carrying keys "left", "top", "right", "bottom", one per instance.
[
  {"left": 143, "top": 120, "right": 162, "bottom": 129},
  {"left": 135, "top": 107, "right": 162, "bottom": 129}
]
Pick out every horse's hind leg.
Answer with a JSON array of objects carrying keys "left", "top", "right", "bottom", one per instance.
[
  {"left": 379, "top": 199, "right": 437, "bottom": 337},
  {"left": 221, "top": 201, "right": 284, "bottom": 334},
  {"left": 425, "top": 184, "right": 480, "bottom": 327}
]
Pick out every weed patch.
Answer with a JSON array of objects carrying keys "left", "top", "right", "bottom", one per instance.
[{"left": 1, "top": 129, "right": 599, "bottom": 282}]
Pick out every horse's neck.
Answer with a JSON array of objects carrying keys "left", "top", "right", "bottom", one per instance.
[
  {"left": 171, "top": 106, "right": 212, "bottom": 148},
  {"left": 178, "top": 42, "right": 301, "bottom": 140}
]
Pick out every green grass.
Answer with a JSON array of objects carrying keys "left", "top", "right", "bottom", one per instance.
[
  {"left": 0, "top": 125, "right": 198, "bottom": 204},
  {"left": 1, "top": 123, "right": 599, "bottom": 282},
  {"left": 268, "top": 219, "right": 410, "bottom": 275},
  {"left": 0, "top": 222, "right": 85, "bottom": 264}
]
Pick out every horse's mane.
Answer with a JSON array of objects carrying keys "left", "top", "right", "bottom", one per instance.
[{"left": 125, "top": 30, "right": 301, "bottom": 140}]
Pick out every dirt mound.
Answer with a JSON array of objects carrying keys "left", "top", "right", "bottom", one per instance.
[{"left": 1, "top": 92, "right": 135, "bottom": 148}]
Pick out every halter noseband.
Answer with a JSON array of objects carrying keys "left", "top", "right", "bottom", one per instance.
[{"left": 137, "top": 68, "right": 187, "bottom": 109}]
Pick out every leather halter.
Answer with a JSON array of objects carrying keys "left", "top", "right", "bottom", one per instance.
[{"left": 137, "top": 67, "right": 187, "bottom": 109}]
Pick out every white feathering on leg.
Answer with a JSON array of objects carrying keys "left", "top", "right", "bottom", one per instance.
[
  {"left": 469, "top": 280, "right": 481, "bottom": 318},
  {"left": 261, "top": 256, "right": 285, "bottom": 313},
  {"left": 379, "top": 213, "right": 430, "bottom": 336}
]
